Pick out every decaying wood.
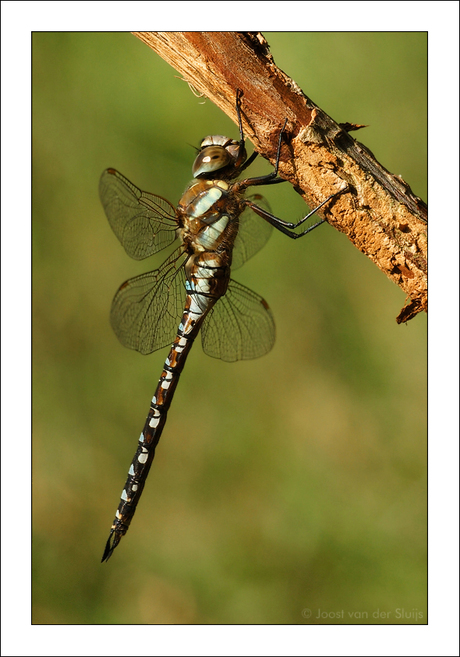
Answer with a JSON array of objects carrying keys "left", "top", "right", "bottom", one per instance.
[{"left": 133, "top": 31, "right": 427, "bottom": 323}]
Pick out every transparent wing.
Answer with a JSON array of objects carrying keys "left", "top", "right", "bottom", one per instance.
[
  {"left": 99, "top": 168, "right": 178, "bottom": 260},
  {"left": 232, "top": 194, "right": 273, "bottom": 270},
  {"left": 110, "top": 248, "right": 188, "bottom": 355},
  {"left": 201, "top": 279, "right": 275, "bottom": 362}
]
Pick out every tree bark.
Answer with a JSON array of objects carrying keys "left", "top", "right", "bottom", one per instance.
[{"left": 133, "top": 31, "right": 427, "bottom": 323}]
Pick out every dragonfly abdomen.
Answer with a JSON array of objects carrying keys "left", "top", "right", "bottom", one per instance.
[{"left": 101, "top": 284, "right": 219, "bottom": 562}]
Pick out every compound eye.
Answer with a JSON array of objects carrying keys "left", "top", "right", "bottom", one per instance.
[{"left": 192, "top": 146, "right": 232, "bottom": 177}]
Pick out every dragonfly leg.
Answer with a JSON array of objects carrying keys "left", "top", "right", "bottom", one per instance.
[
  {"left": 237, "top": 115, "right": 290, "bottom": 188},
  {"left": 235, "top": 88, "right": 289, "bottom": 182},
  {"left": 244, "top": 184, "right": 349, "bottom": 239},
  {"left": 239, "top": 150, "right": 258, "bottom": 173}
]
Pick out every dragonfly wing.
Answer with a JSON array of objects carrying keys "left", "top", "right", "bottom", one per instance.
[
  {"left": 232, "top": 194, "right": 273, "bottom": 270},
  {"left": 111, "top": 248, "right": 188, "bottom": 355},
  {"left": 201, "top": 279, "right": 275, "bottom": 362},
  {"left": 99, "top": 168, "right": 178, "bottom": 260}
]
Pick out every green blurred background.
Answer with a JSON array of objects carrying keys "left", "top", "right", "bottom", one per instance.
[{"left": 33, "top": 32, "right": 427, "bottom": 624}]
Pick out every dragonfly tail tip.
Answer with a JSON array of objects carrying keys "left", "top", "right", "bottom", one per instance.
[{"left": 101, "top": 529, "right": 120, "bottom": 563}]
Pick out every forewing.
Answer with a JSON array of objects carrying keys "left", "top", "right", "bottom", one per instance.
[
  {"left": 201, "top": 279, "right": 275, "bottom": 362},
  {"left": 99, "top": 168, "right": 178, "bottom": 260},
  {"left": 232, "top": 194, "right": 273, "bottom": 270},
  {"left": 110, "top": 248, "right": 188, "bottom": 355}
]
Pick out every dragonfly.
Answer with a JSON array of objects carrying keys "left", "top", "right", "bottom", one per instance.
[{"left": 99, "top": 90, "right": 347, "bottom": 562}]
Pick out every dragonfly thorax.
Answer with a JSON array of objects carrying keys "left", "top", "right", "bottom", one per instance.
[
  {"left": 178, "top": 178, "right": 241, "bottom": 257},
  {"left": 192, "top": 135, "right": 247, "bottom": 179}
]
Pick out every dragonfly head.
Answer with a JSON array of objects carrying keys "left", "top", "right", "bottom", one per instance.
[{"left": 192, "top": 135, "right": 247, "bottom": 179}]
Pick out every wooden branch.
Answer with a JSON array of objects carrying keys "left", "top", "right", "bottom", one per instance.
[{"left": 133, "top": 31, "right": 427, "bottom": 323}]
